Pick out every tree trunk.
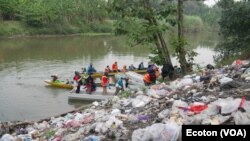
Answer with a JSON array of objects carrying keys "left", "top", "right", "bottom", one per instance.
[
  {"left": 178, "top": 0, "right": 189, "bottom": 74},
  {"left": 144, "top": 0, "right": 172, "bottom": 65}
]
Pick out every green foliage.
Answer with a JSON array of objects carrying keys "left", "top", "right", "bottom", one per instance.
[
  {"left": 120, "top": 90, "right": 132, "bottom": 98},
  {"left": 0, "top": 0, "right": 111, "bottom": 35},
  {"left": 184, "top": 1, "right": 221, "bottom": 30},
  {"left": 169, "top": 34, "right": 198, "bottom": 66},
  {"left": 0, "top": 0, "right": 20, "bottom": 20},
  {"left": 0, "top": 21, "right": 25, "bottom": 36},
  {"left": 108, "top": 0, "right": 177, "bottom": 65},
  {"left": 183, "top": 15, "right": 203, "bottom": 32},
  {"left": 41, "top": 129, "right": 56, "bottom": 139},
  {"left": 215, "top": 0, "right": 250, "bottom": 64},
  {"left": 149, "top": 47, "right": 165, "bottom": 65}
]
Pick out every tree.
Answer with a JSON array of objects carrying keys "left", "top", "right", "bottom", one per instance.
[
  {"left": 0, "top": 0, "right": 20, "bottom": 20},
  {"left": 184, "top": 1, "right": 221, "bottom": 30},
  {"left": 108, "top": 0, "right": 177, "bottom": 66},
  {"left": 177, "top": 0, "right": 189, "bottom": 74},
  {"left": 215, "top": 0, "right": 250, "bottom": 62}
]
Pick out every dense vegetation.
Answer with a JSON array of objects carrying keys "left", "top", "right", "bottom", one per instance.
[
  {"left": 184, "top": 1, "right": 221, "bottom": 31},
  {"left": 0, "top": 0, "right": 112, "bottom": 36},
  {"left": 214, "top": 0, "right": 250, "bottom": 65},
  {"left": 0, "top": 0, "right": 220, "bottom": 36}
]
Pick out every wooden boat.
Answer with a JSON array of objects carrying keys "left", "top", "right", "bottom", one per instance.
[
  {"left": 83, "top": 69, "right": 147, "bottom": 79},
  {"left": 107, "top": 69, "right": 147, "bottom": 76},
  {"left": 44, "top": 80, "right": 74, "bottom": 89},
  {"left": 68, "top": 87, "right": 116, "bottom": 101}
]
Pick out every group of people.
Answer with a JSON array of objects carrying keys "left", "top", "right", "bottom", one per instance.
[
  {"left": 104, "top": 61, "right": 145, "bottom": 73},
  {"left": 73, "top": 70, "right": 96, "bottom": 94},
  {"left": 58, "top": 61, "right": 170, "bottom": 94},
  {"left": 52, "top": 61, "right": 182, "bottom": 94},
  {"left": 73, "top": 62, "right": 129, "bottom": 95},
  {"left": 76, "top": 61, "right": 175, "bottom": 94}
]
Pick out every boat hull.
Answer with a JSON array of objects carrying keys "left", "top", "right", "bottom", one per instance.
[
  {"left": 68, "top": 87, "right": 116, "bottom": 101},
  {"left": 44, "top": 80, "right": 74, "bottom": 89}
]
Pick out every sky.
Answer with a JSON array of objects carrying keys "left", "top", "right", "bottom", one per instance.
[{"left": 204, "top": 0, "right": 219, "bottom": 7}]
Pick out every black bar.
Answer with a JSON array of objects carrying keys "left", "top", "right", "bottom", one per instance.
[{"left": 182, "top": 125, "right": 250, "bottom": 141}]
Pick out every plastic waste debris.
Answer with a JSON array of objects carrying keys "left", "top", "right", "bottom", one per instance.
[
  {"left": 105, "top": 116, "right": 122, "bottom": 129},
  {"left": 213, "top": 97, "right": 241, "bottom": 114},
  {"left": 132, "top": 95, "right": 152, "bottom": 108},
  {"left": 178, "top": 104, "right": 208, "bottom": 114},
  {"left": 81, "top": 113, "right": 95, "bottom": 124},
  {"left": 137, "top": 115, "right": 150, "bottom": 121},
  {"left": 177, "top": 78, "right": 193, "bottom": 88},
  {"left": 131, "top": 122, "right": 180, "bottom": 141},
  {"left": 158, "top": 109, "right": 170, "bottom": 119},
  {"left": 92, "top": 101, "right": 99, "bottom": 106},
  {"left": 233, "top": 111, "right": 250, "bottom": 125},
  {"left": 17, "top": 128, "right": 28, "bottom": 135},
  {"left": 0, "top": 134, "right": 14, "bottom": 141},
  {"left": 111, "top": 109, "right": 121, "bottom": 116},
  {"left": 219, "top": 77, "right": 233, "bottom": 85},
  {"left": 82, "top": 135, "right": 100, "bottom": 141}
]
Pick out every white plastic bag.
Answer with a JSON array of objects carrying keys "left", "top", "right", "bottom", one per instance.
[
  {"left": 219, "top": 77, "right": 233, "bottom": 85},
  {"left": 213, "top": 97, "right": 241, "bottom": 114},
  {"left": 233, "top": 111, "right": 250, "bottom": 125},
  {"left": 158, "top": 109, "right": 170, "bottom": 118},
  {"left": 132, "top": 123, "right": 180, "bottom": 141},
  {"left": 111, "top": 109, "right": 121, "bottom": 116},
  {"left": 160, "top": 122, "right": 180, "bottom": 141},
  {"left": 0, "top": 134, "right": 14, "bottom": 141}
]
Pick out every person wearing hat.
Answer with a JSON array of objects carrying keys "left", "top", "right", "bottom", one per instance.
[{"left": 51, "top": 74, "right": 59, "bottom": 83}]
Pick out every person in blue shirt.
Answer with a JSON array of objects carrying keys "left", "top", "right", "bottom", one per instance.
[
  {"left": 86, "top": 63, "right": 97, "bottom": 74},
  {"left": 114, "top": 76, "right": 128, "bottom": 95}
]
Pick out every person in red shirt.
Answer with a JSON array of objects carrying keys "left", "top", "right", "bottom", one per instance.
[
  {"left": 101, "top": 72, "right": 109, "bottom": 95},
  {"left": 112, "top": 61, "right": 118, "bottom": 72},
  {"left": 73, "top": 71, "right": 82, "bottom": 93}
]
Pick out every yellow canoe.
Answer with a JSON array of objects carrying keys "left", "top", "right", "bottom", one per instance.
[{"left": 44, "top": 80, "right": 74, "bottom": 89}]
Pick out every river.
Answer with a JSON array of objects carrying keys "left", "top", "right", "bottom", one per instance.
[{"left": 0, "top": 33, "right": 218, "bottom": 121}]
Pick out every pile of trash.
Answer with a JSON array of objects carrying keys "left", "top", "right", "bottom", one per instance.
[{"left": 1, "top": 61, "right": 250, "bottom": 141}]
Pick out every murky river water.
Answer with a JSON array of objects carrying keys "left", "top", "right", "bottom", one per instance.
[{"left": 0, "top": 33, "right": 218, "bottom": 121}]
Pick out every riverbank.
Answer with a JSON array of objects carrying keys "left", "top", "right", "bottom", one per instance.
[
  {"left": 1, "top": 62, "right": 250, "bottom": 140},
  {"left": 0, "top": 21, "right": 113, "bottom": 38}
]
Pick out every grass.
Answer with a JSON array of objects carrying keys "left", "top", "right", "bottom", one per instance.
[{"left": 0, "top": 21, "right": 25, "bottom": 36}]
